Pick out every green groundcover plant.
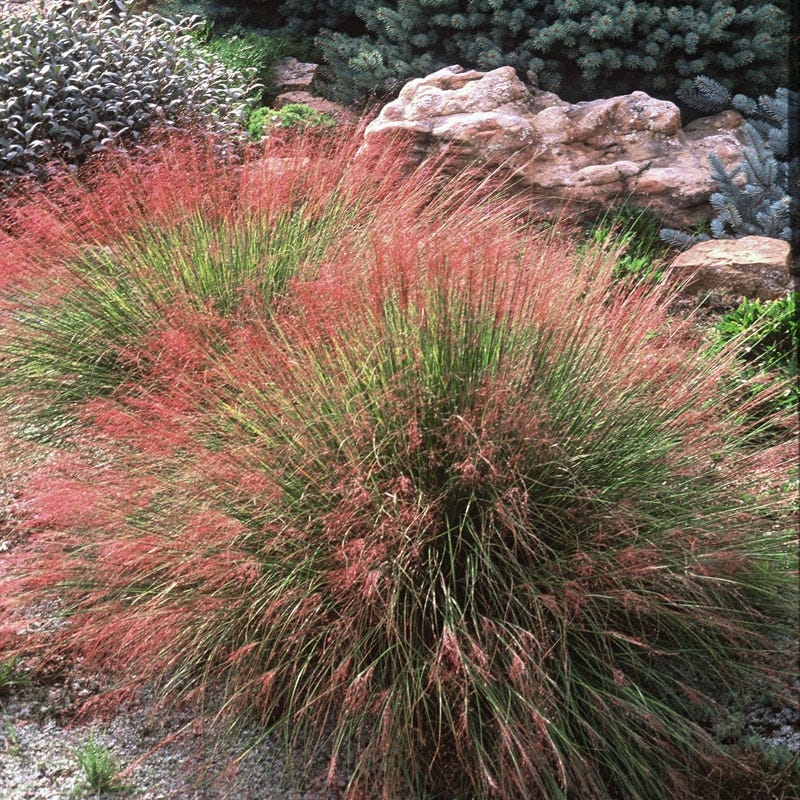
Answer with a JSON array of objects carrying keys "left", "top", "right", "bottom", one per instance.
[
  {"left": 709, "top": 293, "right": 799, "bottom": 422},
  {"left": 713, "top": 294, "right": 798, "bottom": 379},
  {"left": 0, "top": 130, "right": 796, "bottom": 800},
  {"left": 246, "top": 103, "right": 336, "bottom": 140}
]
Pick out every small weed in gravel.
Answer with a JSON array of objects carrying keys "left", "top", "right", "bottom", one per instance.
[{"left": 70, "top": 733, "right": 129, "bottom": 797}]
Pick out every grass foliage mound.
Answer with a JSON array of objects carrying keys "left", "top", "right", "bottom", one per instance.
[{"left": 0, "top": 130, "right": 796, "bottom": 800}]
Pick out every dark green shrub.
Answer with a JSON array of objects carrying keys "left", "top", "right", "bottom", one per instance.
[
  {"left": 176, "top": 0, "right": 290, "bottom": 28},
  {"left": 273, "top": 0, "right": 787, "bottom": 104},
  {"left": 277, "top": 0, "right": 359, "bottom": 34},
  {"left": 0, "top": 0, "right": 256, "bottom": 185}
]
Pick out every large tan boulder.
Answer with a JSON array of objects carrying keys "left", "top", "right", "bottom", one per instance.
[
  {"left": 362, "top": 65, "right": 745, "bottom": 228},
  {"left": 669, "top": 237, "right": 795, "bottom": 300}
]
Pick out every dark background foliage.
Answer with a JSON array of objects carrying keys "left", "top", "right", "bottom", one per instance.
[{"left": 204, "top": 0, "right": 792, "bottom": 105}]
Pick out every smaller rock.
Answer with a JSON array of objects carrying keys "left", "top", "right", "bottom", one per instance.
[
  {"left": 669, "top": 236, "right": 795, "bottom": 301},
  {"left": 270, "top": 58, "right": 318, "bottom": 94},
  {"left": 273, "top": 92, "right": 359, "bottom": 127}
]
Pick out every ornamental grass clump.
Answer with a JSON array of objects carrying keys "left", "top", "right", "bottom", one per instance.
[
  {"left": 0, "top": 131, "right": 796, "bottom": 800},
  {"left": 0, "top": 130, "right": 433, "bottom": 440}
]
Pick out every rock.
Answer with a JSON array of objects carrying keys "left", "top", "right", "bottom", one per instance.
[
  {"left": 668, "top": 237, "right": 795, "bottom": 300},
  {"left": 273, "top": 91, "right": 359, "bottom": 127},
  {"left": 269, "top": 58, "right": 318, "bottom": 94},
  {"left": 362, "top": 65, "right": 746, "bottom": 228}
]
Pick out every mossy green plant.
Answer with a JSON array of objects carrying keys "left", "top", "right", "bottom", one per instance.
[{"left": 246, "top": 103, "right": 336, "bottom": 139}]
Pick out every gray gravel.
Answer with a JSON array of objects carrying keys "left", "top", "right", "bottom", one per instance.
[
  {"left": 0, "top": 675, "right": 338, "bottom": 800},
  {"left": 2, "top": 659, "right": 797, "bottom": 800},
  {"left": 736, "top": 682, "right": 800, "bottom": 753}
]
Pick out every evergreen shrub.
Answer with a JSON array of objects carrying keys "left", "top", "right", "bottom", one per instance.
[
  {"left": 0, "top": 131, "right": 796, "bottom": 800},
  {"left": 272, "top": 0, "right": 787, "bottom": 104},
  {"left": 661, "top": 78, "right": 798, "bottom": 248}
]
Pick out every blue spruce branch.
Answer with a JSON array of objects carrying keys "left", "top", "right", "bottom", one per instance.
[{"left": 661, "top": 78, "right": 795, "bottom": 248}]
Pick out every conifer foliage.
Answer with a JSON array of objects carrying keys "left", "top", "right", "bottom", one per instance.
[
  {"left": 274, "top": 0, "right": 787, "bottom": 104},
  {"left": 0, "top": 131, "right": 796, "bottom": 800},
  {"left": 661, "top": 78, "right": 798, "bottom": 248}
]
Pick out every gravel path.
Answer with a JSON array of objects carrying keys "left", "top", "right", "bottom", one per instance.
[
  {"left": 0, "top": 671, "right": 339, "bottom": 800},
  {"left": 2, "top": 617, "right": 797, "bottom": 800}
]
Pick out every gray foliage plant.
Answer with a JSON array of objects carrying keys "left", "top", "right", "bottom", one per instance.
[{"left": 0, "top": 0, "right": 257, "bottom": 186}]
